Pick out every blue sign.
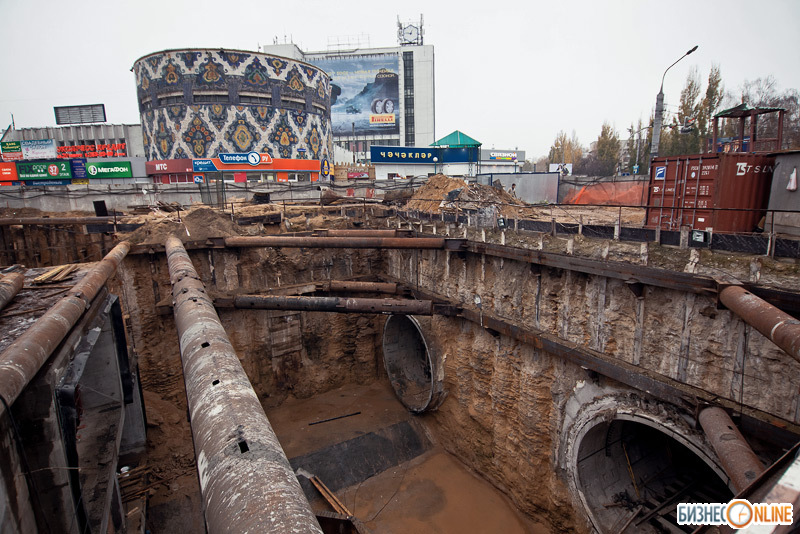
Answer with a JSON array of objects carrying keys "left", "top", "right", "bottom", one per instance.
[
  {"left": 371, "top": 146, "right": 440, "bottom": 163},
  {"left": 219, "top": 152, "right": 261, "bottom": 165},
  {"left": 193, "top": 159, "right": 216, "bottom": 172},
  {"left": 655, "top": 166, "right": 666, "bottom": 180},
  {"left": 193, "top": 175, "right": 204, "bottom": 184},
  {"left": 70, "top": 158, "right": 87, "bottom": 179},
  {"left": 24, "top": 179, "right": 72, "bottom": 186}
]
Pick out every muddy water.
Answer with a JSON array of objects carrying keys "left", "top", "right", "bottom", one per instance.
[{"left": 267, "top": 381, "right": 551, "bottom": 533}]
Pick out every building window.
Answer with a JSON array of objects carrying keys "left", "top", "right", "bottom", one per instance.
[
  {"left": 239, "top": 95, "right": 271, "bottom": 105},
  {"left": 193, "top": 93, "right": 228, "bottom": 104},
  {"left": 403, "top": 51, "right": 415, "bottom": 147}
]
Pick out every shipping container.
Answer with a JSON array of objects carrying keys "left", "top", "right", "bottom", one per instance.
[{"left": 646, "top": 153, "right": 775, "bottom": 233}]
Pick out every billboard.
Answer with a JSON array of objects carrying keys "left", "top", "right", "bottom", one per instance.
[
  {"left": 54, "top": 104, "right": 106, "bottom": 125},
  {"left": 22, "top": 139, "right": 57, "bottom": 160},
  {"left": 1, "top": 141, "right": 23, "bottom": 161},
  {"left": 17, "top": 160, "right": 72, "bottom": 179},
  {"left": 315, "top": 54, "right": 400, "bottom": 136},
  {"left": 86, "top": 161, "right": 132, "bottom": 178}
]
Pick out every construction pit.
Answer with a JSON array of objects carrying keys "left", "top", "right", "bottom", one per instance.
[{"left": 2, "top": 182, "right": 800, "bottom": 534}]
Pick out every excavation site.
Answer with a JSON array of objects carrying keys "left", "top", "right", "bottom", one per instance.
[{"left": 1, "top": 177, "right": 800, "bottom": 534}]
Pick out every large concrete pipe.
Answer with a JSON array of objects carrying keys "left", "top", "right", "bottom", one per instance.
[
  {"left": 698, "top": 406, "right": 765, "bottom": 492},
  {"left": 224, "top": 235, "right": 450, "bottom": 249},
  {"left": 164, "top": 236, "right": 322, "bottom": 534},
  {"left": 720, "top": 285, "right": 800, "bottom": 363},
  {"left": 0, "top": 241, "right": 130, "bottom": 412},
  {"left": 234, "top": 294, "right": 432, "bottom": 315},
  {"left": 0, "top": 272, "right": 25, "bottom": 312}
]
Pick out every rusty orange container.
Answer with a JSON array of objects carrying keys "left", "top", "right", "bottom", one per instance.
[{"left": 646, "top": 153, "right": 775, "bottom": 233}]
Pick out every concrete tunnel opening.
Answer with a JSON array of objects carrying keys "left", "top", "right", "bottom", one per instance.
[
  {"left": 575, "top": 417, "right": 733, "bottom": 533},
  {"left": 382, "top": 314, "right": 443, "bottom": 413}
]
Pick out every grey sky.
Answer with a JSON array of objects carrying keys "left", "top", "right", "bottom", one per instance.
[{"left": 1, "top": 0, "right": 798, "bottom": 158}]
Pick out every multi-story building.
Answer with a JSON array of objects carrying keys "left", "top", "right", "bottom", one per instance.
[{"left": 263, "top": 18, "right": 435, "bottom": 163}]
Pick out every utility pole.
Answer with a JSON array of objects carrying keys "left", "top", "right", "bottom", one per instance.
[{"left": 650, "top": 45, "right": 698, "bottom": 160}]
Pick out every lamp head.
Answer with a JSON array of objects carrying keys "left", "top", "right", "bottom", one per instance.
[{"left": 687, "top": 45, "right": 698, "bottom": 55}]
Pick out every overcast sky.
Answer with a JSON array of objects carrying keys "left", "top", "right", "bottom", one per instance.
[{"left": 1, "top": 0, "right": 798, "bottom": 158}]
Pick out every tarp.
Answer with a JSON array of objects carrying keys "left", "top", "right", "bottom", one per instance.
[
  {"left": 563, "top": 181, "right": 648, "bottom": 206},
  {"left": 431, "top": 130, "right": 481, "bottom": 148}
]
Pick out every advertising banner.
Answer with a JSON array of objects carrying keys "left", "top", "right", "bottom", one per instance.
[
  {"left": 315, "top": 54, "right": 400, "bottom": 136},
  {"left": 71, "top": 158, "right": 87, "bottom": 179},
  {"left": 0, "top": 162, "right": 18, "bottom": 180},
  {"left": 1, "top": 141, "right": 23, "bottom": 161},
  {"left": 22, "top": 139, "right": 57, "bottom": 160},
  {"left": 17, "top": 160, "right": 72, "bottom": 179},
  {"left": 86, "top": 161, "right": 132, "bottom": 178}
]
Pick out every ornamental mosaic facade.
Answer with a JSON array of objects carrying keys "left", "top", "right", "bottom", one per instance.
[{"left": 133, "top": 49, "right": 333, "bottom": 162}]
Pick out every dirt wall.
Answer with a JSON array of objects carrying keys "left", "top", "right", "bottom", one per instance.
[{"left": 382, "top": 221, "right": 800, "bottom": 532}]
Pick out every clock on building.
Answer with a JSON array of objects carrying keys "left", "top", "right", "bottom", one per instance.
[{"left": 399, "top": 24, "right": 420, "bottom": 45}]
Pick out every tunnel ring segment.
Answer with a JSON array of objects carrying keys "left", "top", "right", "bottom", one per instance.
[
  {"left": 382, "top": 314, "right": 443, "bottom": 413},
  {"left": 561, "top": 392, "right": 731, "bottom": 533}
]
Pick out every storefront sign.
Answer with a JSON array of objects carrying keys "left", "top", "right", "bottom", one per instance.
[
  {"left": 22, "top": 139, "right": 57, "bottom": 160},
  {"left": 86, "top": 161, "right": 132, "bottom": 178},
  {"left": 71, "top": 158, "right": 87, "bottom": 179},
  {"left": 370, "top": 147, "right": 439, "bottom": 163},
  {"left": 57, "top": 143, "right": 127, "bottom": 159},
  {"left": 193, "top": 159, "right": 217, "bottom": 172},
  {"left": 72, "top": 179, "right": 90, "bottom": 185},
  {"left": 219, "top": 152, "right": 273, "bottom": 166},
  {"left": 489, "top": 152, "right": 517, "bottom": 161},
  {"left": 25, "top": 179, "right": 72, "bottom": 186},
  {"left": 1, "top": 141, "right": 23, "bottom": 161},
  {"left": 17, "top": 160, "right": 72, "bottom": 179},
  {"left": 0, "top": 162, "right": 18, "bottom": 180}
]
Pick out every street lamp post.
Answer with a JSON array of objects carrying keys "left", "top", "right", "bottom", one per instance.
[{"left": 650, "top": 45, "right": 698, "bottom": 160}]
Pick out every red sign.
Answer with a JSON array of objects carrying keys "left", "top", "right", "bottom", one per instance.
[
  {"left": 0, "top": 162, "right": 18, "bottom": 180},
  {"left": 146, "top": 159, "right": 194, "bottom": 174},
  {"left": 57, "top": 143, "right": 127, "bottom": 159}
]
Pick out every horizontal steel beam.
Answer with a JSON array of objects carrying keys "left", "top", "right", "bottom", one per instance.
[
  {"left": 0, "top": 272, "right": 24, "bottom": 312},
  {"left": 165, "top": 236, "right": 322, "bottom": 534},
  {"left": 0, "top": 217, "right": 117, "bottom": 226},
  {"left": 233, "top": 295, "right": 433, "bottom": 315},
  {"left": 0, "top": 241, "right": 130, "bottom": 412},
  {"left": 720, "top": 285, "right": 800, "bottom": 363},
  {"left": 466, "top": 241, "right": 719, "bottom": 295},
  {"left": 224, "top": 235, "right": 464, "bottom": 250}
]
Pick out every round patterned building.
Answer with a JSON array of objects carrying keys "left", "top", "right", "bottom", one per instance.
[{"left": 133, "top": 48, "right": 332, "bottom": 180}]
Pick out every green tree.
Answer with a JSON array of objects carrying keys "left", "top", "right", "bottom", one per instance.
[
  {"left": 596, "top": 122, "right": 621, "bottom": 175},
  {"left": 698, "top": 64, "right": 724, "bottom": 150},
  {"left": 576, "top": 123, "right": 620, "bottom": 176},
  {"left": 548, "top": 130, "right": 583, "bottom": 166}
]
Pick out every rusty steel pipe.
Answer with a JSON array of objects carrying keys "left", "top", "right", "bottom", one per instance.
[
  {"left": 324, "top": 229, "right": 400, "bottom": 237},
  {"left": 324, "top": 280, "right": 398, "bottom": 294},
  {"left": 699, "top": 407, "right": 765, "bottom": 492},
  {"left": 165, "top": 236, "right": 322, "bottom": 534},
  {"left": 0, "top": 241, "right": 130, "bottom": 410},
  {"left": 224, "top": 235, "right": 447, "bottom": 249},
  {"left": 234, "top": 294, "right": 432, "bottom": 315},
  {"left": 720, "top": 285, "right": 800, "bottom": 363},
  {"left": 0, "top": 272, "right": 25, "bottom": 312}
]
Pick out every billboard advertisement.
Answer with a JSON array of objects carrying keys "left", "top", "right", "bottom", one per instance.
[
  {"left": 17, "top": 160, "right": 72, "bottom": 180},
  {"left": 315, "top": 54, "right": 400, "bottom": 136},
  {"left": 1, "top": 141, "right": 23, "bottom": 161},
  {"left": 22, "top": 139, "right": 57, "bottom": 160}
]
